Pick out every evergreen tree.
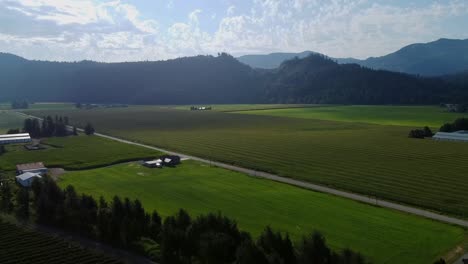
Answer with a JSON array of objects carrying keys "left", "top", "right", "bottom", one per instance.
[
  {"left": 257, "top": 226, "right": 296, "bottom": 264},
  {"left": 0, "top": 182, "right": 14, "bottom": 213},
  {"left": 84, "top": 123, "right": 95, "bottom": 135},
  {"left": 15, "top": 187, "right": 30, "bottom": 220}
]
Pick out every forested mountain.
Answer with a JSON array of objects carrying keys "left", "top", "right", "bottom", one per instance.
[
  {"left": 237, "top": 51, "right": 316, "bottom": 69},
  {"left": 0, "top": 53, "right": 262, "bottom": 104},
  {"left": 263, "top": 55, "right": 465, "bottom": 104},
  {"left": 0, "top": 52, "right": 467, "bottom": 105},
  {"left": 238, "top": 38, "right": 468, "bottom": 76}
]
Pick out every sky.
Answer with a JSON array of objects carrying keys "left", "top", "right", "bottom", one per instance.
[{"left": 0, "top": 0, "right": 467, "bottom": 62}]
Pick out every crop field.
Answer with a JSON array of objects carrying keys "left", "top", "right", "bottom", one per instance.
[
  {"left": 0, "top": 111, "right": 24, "bottom": 133},
  {"left": 0, "top": 135, "right": 160, "bottom": 171},
  {"left": 238, "top": 105, "right": 468, "bottom": 127},
  {"left": 59, "top": 161, "right": 466, "bottom": 264},
  {"left": 0, "top": 219, "right": 122, "bottom": 264},
  {"left": 24, "top": 106, "right": 468, "bottom": 218}
]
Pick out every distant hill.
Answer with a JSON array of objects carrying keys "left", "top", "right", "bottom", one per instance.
[
  {"left": 238, "top": 39, "right": 468, "bottom": 76},
  {"left": 353, "top": 38, "right": 468, "bottom": 76},
  {"left": 263, "top": 54, "right": 464, "bottom": 104},
  {"left": 0, "top": 52, "right": 467, "bottom": 105},
  {"left": 237, "top": 51, "right": 316, "bottom": 69}
]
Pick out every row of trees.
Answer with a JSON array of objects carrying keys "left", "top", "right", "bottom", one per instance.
[
  {"left": 439, "top": 118, "right": 468, "bottom": 132},
  {"left": 11, "top": 100, "right": 29, "bottom": 109},
  {"left": 23, "top": 116, "right": 71, "bottom": 138},
  {"left": 1, "top": 176, "right": 369, "bottom": 264},
  {"left": 408, "top": 127, "right": 433, "bottom": 139},
  {"left": 21, "top": 116, "right": 95, "bottom": 138}
]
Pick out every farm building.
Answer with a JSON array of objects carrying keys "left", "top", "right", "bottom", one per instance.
[
  {"left": 0, "top": 133, "right": 31, "bottom": 145},
  {"left": 143, "top": 159, "right": 163, "bottom": 168},
  {"left": 16, "top": 162, "right": 48, "bottom": 175},
  {"left": 143, "top": 155, "right": 181, "bottom": 168},
  {"left": 433, "top": 131, "right": 468, "bottom": 142},
  {"left": 16, "top": 172, "right": 42, "bottom": 187}
]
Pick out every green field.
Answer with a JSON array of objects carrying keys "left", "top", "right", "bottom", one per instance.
[
  {"left": 59, "top": 161, "right": 466, "bottom": 264},
  {"left": 24, "top": 106, "right": 468, "bottom": 217},
  {"left": 0, "top": 111, "right": 24, "bottom": 133},
  {"left": 238, "top": 105, "right": 467, "bottom": 127},
  {"left": 0, "top": 218, "right": 122, "bottom": 264},
  {"left": 0, "top": 135, "right": 160, "bottom": 171}
]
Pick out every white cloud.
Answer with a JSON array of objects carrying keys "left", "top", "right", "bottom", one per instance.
[{"left": 0, "top": 0, "right": 467, "bottom": 61}]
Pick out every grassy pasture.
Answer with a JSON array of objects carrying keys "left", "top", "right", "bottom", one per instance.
[
  {"left": 59, "top": 161, "right": 466, "bottom": 264},
  {"left": 0, "top": 135, "right": 160, "bottom": 171},
  {"left": 0, "top": 111, "right": 24, "bottom": 133},
  {"left": 238, "top": 105, "right": 467, "bottom": 127},
  {"left": 24, "top": 106, "right": 468, "bottom": 217}
]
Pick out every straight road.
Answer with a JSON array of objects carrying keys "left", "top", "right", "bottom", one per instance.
[{"left": 16, "top": 111, "right": 468, "bottom": 228}]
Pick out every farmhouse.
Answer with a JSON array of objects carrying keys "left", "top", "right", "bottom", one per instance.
[
  {"left": 143, "top": 159, "right": 163, "bottom": 168},
  {"left": 16, "top": 162, "right": 48, "bottom": 175},
  {"left": 433, "top": 131, "right": 468, "bottom": 142},
  {"left": 16, "top": 172, "right": 42, "bottom": 187},
  {"left": 0, "top": 133, "right": 31, "bottom": 145}
]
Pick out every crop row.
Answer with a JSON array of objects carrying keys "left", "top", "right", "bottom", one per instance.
[{"left": 0, "top": 221, "right": 122, "bottom": 264}]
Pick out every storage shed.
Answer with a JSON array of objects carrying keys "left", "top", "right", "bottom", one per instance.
[{"left": 16, "top": 172, "right": 42, "bottom": 187}]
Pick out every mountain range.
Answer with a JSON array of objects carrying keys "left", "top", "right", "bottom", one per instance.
[
  {"left": 1, "top": 51, "right": 466, "bottom": 105},
  {"left": 237, "top": 38, "right": 468, "bottom": 76}
]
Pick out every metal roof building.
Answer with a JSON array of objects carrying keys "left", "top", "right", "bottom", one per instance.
[
  {"left": 433, "top": 131, "right": 468, "bottom": 142},
  {"left": 16, "top": 172, "right": 42, "bottom": 187},
  {"left": 16, "top": 162, "right": 48, "bottom": 175},
  {"left": 0, "top": 133, "right": 31, "bottom": 145}
]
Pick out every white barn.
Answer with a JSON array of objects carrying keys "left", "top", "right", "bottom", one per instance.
[
  {"left": 0, "top": 133, "right": 31, "bottom": 145},
  {"left": 433, "top": 131, "right": 468, "bottom": 142},
  {"left": 16, "top": 172, "right": 42, "bottom": 187}
]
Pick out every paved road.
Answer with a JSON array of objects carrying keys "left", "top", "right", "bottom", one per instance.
[{"left": 16, "top": 111, "right": 468, "bottom": 228}]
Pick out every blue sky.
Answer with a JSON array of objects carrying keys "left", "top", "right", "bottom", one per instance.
[{"left": 0, "top": 0, "right": 467, "bottom": 62}]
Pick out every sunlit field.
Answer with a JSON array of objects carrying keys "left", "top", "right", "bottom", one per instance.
[{"left": 24, "top": 106, "right": 468, "bottom": 218}]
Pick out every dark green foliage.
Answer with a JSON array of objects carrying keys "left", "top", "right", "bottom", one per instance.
[
  {"left": 257, "top": 226, "right": 296, "bottom": 264},
  {"left": 6, "top": 128, "right": 20, "bottom": 134},
  {"left": 439, "top": 118, "right": 468, "bottom": 132},
  {"left": 23, "top": 116, "right": 69, "bottom": 138},
  {"left": 433, "top": 259, "right": 446, "bottom": 264},
  {"left": 15, "top": 187, "right": 30, "bottom": 220},
  {"left": 409, "top": 127, "right": 433, "bottom": 139},
  {"left": 11, "top": 100, "right": 29, "bottom": 109},
  {"left": 0, "top": 182, "right": 13, "bottom": 213},
  {"left": 236, "top": 239, "right": 269, "bottom": 264},
  {"left": 84, "top": 123, "right": 95, "bottom": 135}
]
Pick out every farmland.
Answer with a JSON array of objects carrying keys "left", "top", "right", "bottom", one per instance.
[
  {"left": 0, "top": 218, "right": 122, "bottom": 264},
  {"left": 24, "top": 106, "right": 468, "bottom": 218},
  {"left": 59, "top": 160, "right": 466, "bottom": 264},
  {"left": 0, "top": 111, "right": 24, "bottom": 133},
  {"left": 0, "top": 135, "right": 160, "bottom": 171},
  {"left": 238, "top": 105, "right": 468, "bottom": 127}
]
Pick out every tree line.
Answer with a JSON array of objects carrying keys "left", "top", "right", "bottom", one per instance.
[
  {"left": 439, "top": 118, "right": 468, "bottom": 132},
  {"left": 21, "top": 116, "right": 95, "bottom": 138},
  {"left": 11, "top": 100, "right": 29, "bottom": 109},
  {"left": 0, "top": 176, "right": 369, "bottom": 264}
]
